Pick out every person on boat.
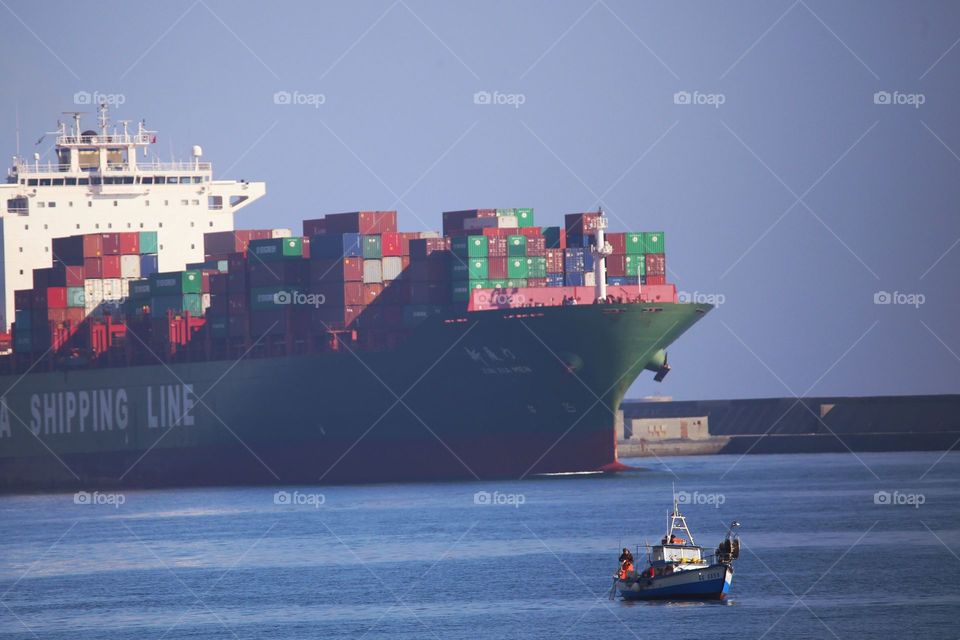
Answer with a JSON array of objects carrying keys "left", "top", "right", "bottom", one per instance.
[
  {"left": 668, "top": 534, "right": 686, "bottom": 545},
  {"left": 617, "top": 548, "right": 634, "bottom": 580}
]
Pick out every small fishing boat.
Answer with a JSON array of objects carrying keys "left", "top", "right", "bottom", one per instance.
[{"left": 612, "top": 496, "right": 740, "bottom": 600}]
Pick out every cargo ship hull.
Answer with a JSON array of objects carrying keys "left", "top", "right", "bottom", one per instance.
[{"left": 0, "top": 303, "right": 709, "bottom": 491}]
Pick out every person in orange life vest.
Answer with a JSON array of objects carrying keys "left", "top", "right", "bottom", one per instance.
[{"left": 618, "top": 548, "right": 634, "bottom": 580}]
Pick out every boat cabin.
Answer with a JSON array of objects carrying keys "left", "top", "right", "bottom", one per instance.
[{"left": 651, "top": 543, "right": 703, "bottom": 565}]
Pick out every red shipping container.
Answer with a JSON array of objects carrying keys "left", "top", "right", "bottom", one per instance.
[
  {"left": 488, "top": 236, "right": 508, "bottom": 257},
  {"left": 482, "top": 228, "right": 515, "bottom": 237},
  {"left": 101, "top": 255, "right": 122, "bottom": 279},
  {"left": 401, "top": 256, "right": 410, "bottom": 270},
  {"left": 527, "top": 278, "right": 547, "bottom": 288},
  {"left": 409, "top": 238, "right": 450, "bottom": 258},
  {"left": 645, "top": 275, "right": 666, "bottom": 285},
  {"left": 362, "top": 283, "right": 383, "bottom": 305},
  {"left": 46, "top": 287, "right": 68, "bottom": 309},
  {"left": 84, "top": 257, "right": 103, "bottom": 279},
  {"left": 381, "top": 232, "right": 403, "bottom": 257},
  {"left": 47, "top": 308, "right": 68, "bottom": 323},
  {"left": 488, "top": 257, "right": 508, "bottom": 279},
  {"left": 645, "top": 253, "right": 666, "bottom": 276},
  {"left": 83, "top": 234, "right": 103, "bottom": 257},
  {"left": 519, "top": 227, "right": 542, "bottom": 238},
  {"left": 399, "top": 232, "right": 420, "bottom": 256},
  {"left": 119, "top": 232, "right": 140, "bottom": 255},
  {"left": 65, "top": 308, "right": 84, "bottom": 324},
  {"left": 101, "top": 233, "right": 122, "bottom": 256},
  {"left": 546, "top": 249, "right": 564, "bottom": 273},
  {"left": 310, "top": 257, "right": 364, "bottom": 282},
  {"left": 65, "top": 264, "right": 84, "bottom": 286},
  {"left": 606, "top": 232, "right": 626, "bottom": 255},
  {"left": 606, "top": 255, "right": 626, "bottom": 277},
  {"left": 526, "top": 237, "right": 546, "bottom": 257},
  {"left": 301, "top": 236, "right": 311, "bottom": 259}
]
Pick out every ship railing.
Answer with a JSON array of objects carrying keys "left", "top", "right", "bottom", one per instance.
[
  {"left": 14, "top": 161, "right": 213, "bottom": 174},
  {"left": 56, "top": 133, "right": 155, "bottom": 146}
]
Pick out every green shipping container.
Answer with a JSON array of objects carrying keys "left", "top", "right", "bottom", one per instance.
[
  {"left": 625, "top": 233, "right": 644, "bottom": 254},
  {"left": 507, "top": 258, "right": 529, "bottom": 279},
  {"left": 451, "top": 235, "right": 488, "bottom": 258},
  {"left": 507, "top": 235, "right": 527, "bottom": 257},
  {"left": 151, "top": 293, "right": 202, "bottom": 315},
  {"left": 487, "top": 279, "right": 507, "bottom": 289},
  {"left": 362, "top": 235, "right": 382, "bottom": 259},
  {"left": 526, "top": 256, "right": 547, "bottom": 278},
  {"left": 495, "top": 208, "right": 516, "bottom": 217},
  {"left": 515, "top": 207, "right": 534, "bottom": 227},
  {"left": 626, "top": 255, "right": 646, "bottom": 276},
  {"left": 66, "top": 287, "right": 85, "bottom": 308},
  {"left": 150, "top": 270, "right": 202, "bottom": 295},
  {"left": 139, "top": 231, "right": 159, "bottom": 254},
  {"left": 504, "top": 278, "right": 527, "bottom": 288},
  {"left": 643, "top": 232, "right": 664, "bottom": 253},
  {"left": 468, "top": 258, "right": 489, "bottom": 279}
]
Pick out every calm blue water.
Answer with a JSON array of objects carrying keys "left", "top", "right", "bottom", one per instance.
[{"left": 0, "top": 452, "right": 957, "bottom": 639}]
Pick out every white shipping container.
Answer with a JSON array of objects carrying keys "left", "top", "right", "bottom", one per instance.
[
  {"left": 83, "top": 279, "right": 104, "bottom": 301},
  {"left": 201, "top": 293, "right": 211, "bottom": 313},
  {"left": 271, "top": 228, "right": 292, "bottom": 238},
  {"left": 496, "top": 215, "right": 518, "bottom": 228},
  {"left": 382, "top": 257, "right": 403, "bottom": 281},
  {"left": 120, "top": 279, "right": 130, "bottom": 298},
  {"left": 418, "top": 230, "right": 441, "bottom": 238},
  {"left": 584, "top": 272, "right": 596, "bottom": 287},
  {"left": 363, "top": 259, "right": 383, "bottom": 284},
  {"left": 102, "top": 278, "right": 124, "bottom": 301},
  {"left": 120, "top": 255, "right": 141, "bottom": 279}
]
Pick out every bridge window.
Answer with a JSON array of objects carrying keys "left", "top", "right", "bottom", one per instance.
[
  {"left": 78, "top": 178, "right": 89, "bottom": 185},
  {"left": 37, "top": 202, "right": 45, "bottom": 208},
  {"left": 52, "top": 179, "right": 64, "bottom": 186},
  {"left": 65, "top": 178, "right": 77, "bottom": 186},
  {"left": 192, "top": 176, "right": 203, "bottom": 184},
  {"left": 47, "top": 202, "right": 55, "bottom": 208},
  {"left": 27, "top": 179, "right": 38, "bottom": 186},
  {"left": 155, "top": 176, "right": 166, "bottom": 184},
  {"left": 39, "top": 178, "right": 51, "bottom": 186},
  {"left": 142, "top": 177, "right": 154, "bottom": 185}
]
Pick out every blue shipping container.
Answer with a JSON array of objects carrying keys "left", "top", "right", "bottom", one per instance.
[
  {"left": 546, "top": 274, "right": 565, "bottom": 287},
  {"left": 140, "top": 254, "right": 159, "bottom": 277},
  {"left": 564, "top": 272, "right": 585, "bottom": 286},
  {"left": 310, "top": 233, "right": 362, "bottom": 259}
]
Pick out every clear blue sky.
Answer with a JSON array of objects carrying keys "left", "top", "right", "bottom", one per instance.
[{"left": 2, "top": 1, "right": 958, "bottom": 400}]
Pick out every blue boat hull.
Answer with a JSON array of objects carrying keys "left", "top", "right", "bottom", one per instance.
[{"left": 618, "top": 564, "right": 732, "bottom": 600}]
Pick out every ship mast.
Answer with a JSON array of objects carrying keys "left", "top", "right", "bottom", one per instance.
[{"left": 592, "top": 208, "right": 613, "bottom": 302}]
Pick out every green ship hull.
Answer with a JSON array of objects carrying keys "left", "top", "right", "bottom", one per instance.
[{"left": 0, "top": 302, "right": 711, "bottom": 492}]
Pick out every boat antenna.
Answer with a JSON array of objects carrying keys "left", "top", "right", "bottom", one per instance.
[{"left": 15, "top": 104, "right": 20, "bottom": 159}]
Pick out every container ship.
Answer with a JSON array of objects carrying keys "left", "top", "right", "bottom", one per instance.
[{"left": 0, "top": 106, "right": 711, "bottom": 492}]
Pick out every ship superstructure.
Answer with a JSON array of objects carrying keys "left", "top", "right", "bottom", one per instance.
[{"left": 0, "top": 104, "right": 265, "bottom": 329}]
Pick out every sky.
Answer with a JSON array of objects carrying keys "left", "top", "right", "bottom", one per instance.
[{"left": 1, "top": 0, "right": 958, "bottom": 401}]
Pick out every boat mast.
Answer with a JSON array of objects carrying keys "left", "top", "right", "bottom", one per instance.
[{"left": 667, "top": 491, "right": 696, "bottom": 545}]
